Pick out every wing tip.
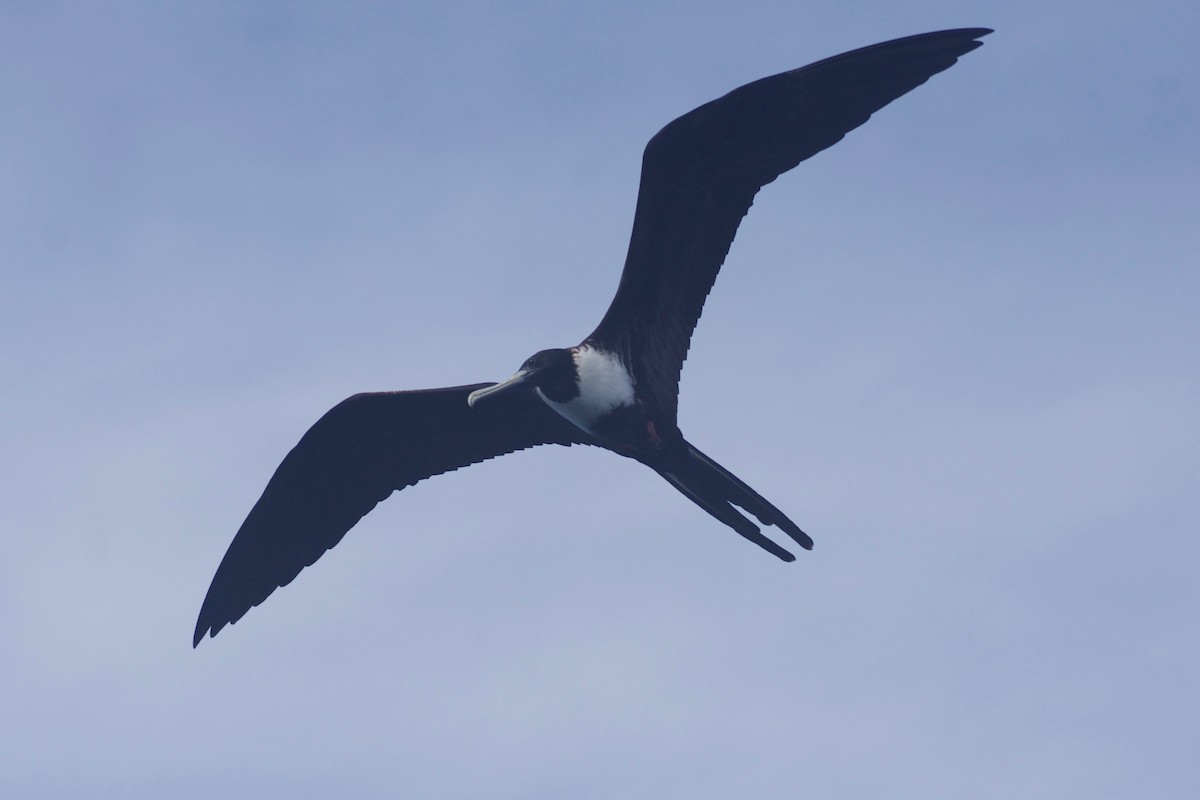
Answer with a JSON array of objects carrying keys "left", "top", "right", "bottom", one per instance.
[
  {"left": 192, "top": 619, "right": 218, "bottom": 648},
  {"left": 915, "top": 27, "right": 994, "bottom": 43},
  {"left": 947, "top": 26, "right": 993, "bottom": 37},
  {"left": 193, "top": 606, "right": 234, "bottom": 648},
  {"left": 830, "top": 27, "right": 993, "bottom": 70}
]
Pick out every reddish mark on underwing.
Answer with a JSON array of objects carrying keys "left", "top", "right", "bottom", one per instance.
[{"left": 646, "top": 419, "right": 662, "bottom": 446}]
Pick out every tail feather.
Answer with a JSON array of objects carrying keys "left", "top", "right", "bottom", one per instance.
[{"left": 657, "top": 440, "right": 812, "bottom": 561}]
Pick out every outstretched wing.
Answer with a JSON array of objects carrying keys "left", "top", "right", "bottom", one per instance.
[
  {"left": 588, "top": 28, "right": 991, "bottom": 422},
  {"left": 194, "top": 384, "right": 590, "bottom": 646}
]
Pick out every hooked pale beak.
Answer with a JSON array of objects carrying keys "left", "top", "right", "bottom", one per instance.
[{"left": 467, "top": 369, "right": 533, "bottom": 407}]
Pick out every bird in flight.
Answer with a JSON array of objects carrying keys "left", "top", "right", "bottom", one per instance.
[{"left": 194, "top": 28, "right": 991, "bottom": 646}]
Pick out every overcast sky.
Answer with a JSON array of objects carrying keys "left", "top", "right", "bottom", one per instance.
[{"left": 3, "top": 2, "right": 1197, "bottom": 797}]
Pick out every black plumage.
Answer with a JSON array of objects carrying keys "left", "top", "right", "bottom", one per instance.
[
  {"left": 589, "top": 29, "right": 991, "bottom": 422},
  {"left": 194, "top": 28, "right": 990, "bottom": 647},
  {"left": 196, "top": 387, "right": 590, "bottom": 643}
]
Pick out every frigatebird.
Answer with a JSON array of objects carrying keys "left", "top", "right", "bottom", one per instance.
[{"left": 194, "top": 28, "right": 991, "bottom": 646}]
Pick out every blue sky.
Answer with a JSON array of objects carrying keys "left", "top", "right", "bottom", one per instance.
[{"left": 3, "top": 2, "right": 1197, "bottom": 797}]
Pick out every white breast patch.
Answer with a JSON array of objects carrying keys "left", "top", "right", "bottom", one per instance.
[{"left": 538, "top": 346, "right": 635, "bottom": 433}]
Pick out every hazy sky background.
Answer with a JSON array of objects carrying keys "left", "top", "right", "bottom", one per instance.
[{"left": 3, "top": 2, "right": 1197, "bottom": 797}]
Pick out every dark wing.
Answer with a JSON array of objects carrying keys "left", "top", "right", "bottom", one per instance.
[
  {"left": 193, "top": 384, "right": 591, "bottom": 646},
  {"left": 588, "top": 28, "right": 991, "bottom": 422}
]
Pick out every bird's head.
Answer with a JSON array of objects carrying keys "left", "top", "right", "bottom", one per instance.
[{"left": 467, "top": 348, "right": 578, "bottom": 407}]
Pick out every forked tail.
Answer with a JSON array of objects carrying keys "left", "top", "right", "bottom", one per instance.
[{"left": 657, "top": 440, "right": 813, "bottom": 561}]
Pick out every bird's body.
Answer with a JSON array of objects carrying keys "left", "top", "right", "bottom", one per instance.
[
  {"left": 509, "top": 345, "right": 664, "bottom": 459},
  {"left": 194, "top": 28, "right": 992, "bottom": 646},
  {"left": 535, "top": 346, "right": 637, "bottom": 439}
]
